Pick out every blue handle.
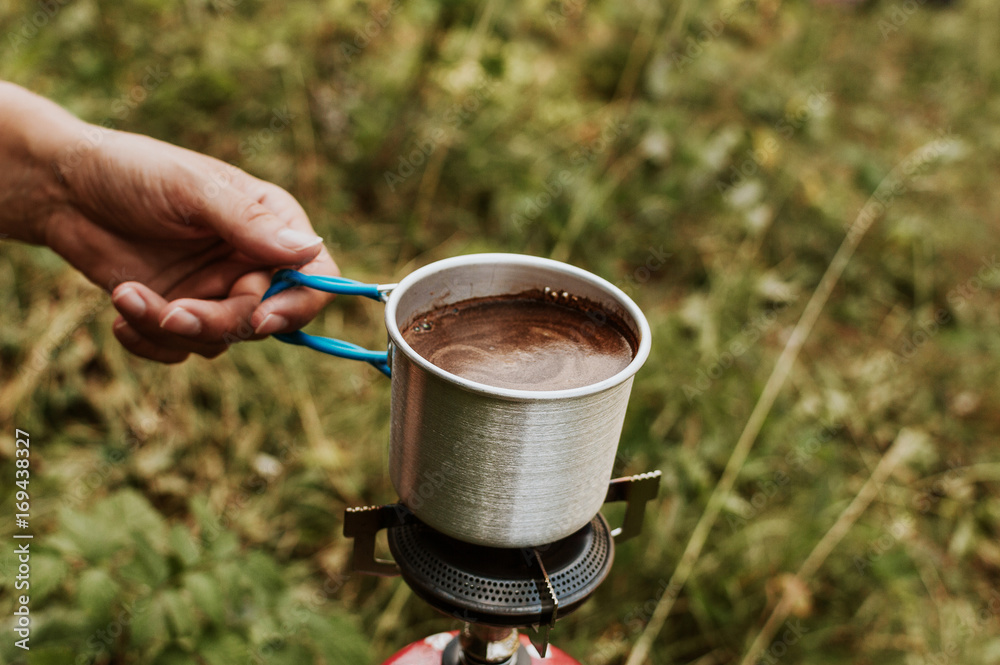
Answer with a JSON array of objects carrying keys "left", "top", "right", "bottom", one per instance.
[{"left": 262, "top": 269, "right": 392, "bottom": 377}]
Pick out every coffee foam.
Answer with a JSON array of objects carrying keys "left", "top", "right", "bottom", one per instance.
[{"left": 401, "top": 291, "right": 637, "bottom": 391}]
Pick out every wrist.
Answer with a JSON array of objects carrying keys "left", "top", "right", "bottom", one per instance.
[{"left": 0, "top": 82, "right": 89, "bottom": 245}]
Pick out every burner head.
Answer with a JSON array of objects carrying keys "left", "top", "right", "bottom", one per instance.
[{"left": 387, "top": 511, "right": 614, "bottom": 626}]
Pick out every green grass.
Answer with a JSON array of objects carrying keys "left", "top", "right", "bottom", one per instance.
[{"left": 2, "top": 0, "right": 1000, "bottom": 663}]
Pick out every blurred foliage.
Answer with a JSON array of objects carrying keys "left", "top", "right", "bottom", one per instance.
[
  {"left": 1, "top": 489, "right": 369, "bottom": 664},
  {"left": 2, "top": 0, "right": 1000, "bottom": 663}
]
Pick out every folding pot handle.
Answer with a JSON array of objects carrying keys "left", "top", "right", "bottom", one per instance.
[{"left": 261, "top": 269, "right": 396, "bottom": 377}]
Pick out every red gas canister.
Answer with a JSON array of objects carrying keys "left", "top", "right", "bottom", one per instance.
[{"left": 381, "top": 631, "right": 582, "bottom": 665}]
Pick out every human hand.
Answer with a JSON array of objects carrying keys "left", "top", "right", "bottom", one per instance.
[
  {"left": 55, "top": 130, "right": 338, "bottom": 363},
  {"left": 2, "top": 84, "right": 337, "bottom": 363}
]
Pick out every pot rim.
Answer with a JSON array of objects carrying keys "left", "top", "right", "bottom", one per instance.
[{"left": 384, "top": 253, "right": 652, "bottom": 400}]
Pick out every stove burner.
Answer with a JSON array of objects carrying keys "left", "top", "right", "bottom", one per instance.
[
  {"left": 389, "top": 511, "right": 614, "bottom": 627},
  {"left": 343, "top": 471, "right": 661, "bottom": 658}
]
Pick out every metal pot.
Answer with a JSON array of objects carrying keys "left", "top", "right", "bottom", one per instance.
[{"left": 264, "top": 253, "right": 651, "bottom": 547}]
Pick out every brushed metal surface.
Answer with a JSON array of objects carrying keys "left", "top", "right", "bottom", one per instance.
[{"left": 383, "top": 254, "right": 651, "bottom": 548}]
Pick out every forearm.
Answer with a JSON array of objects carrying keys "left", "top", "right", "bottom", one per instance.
[{"left": 0, "top": 82, "right": 87, "bottom": 245}]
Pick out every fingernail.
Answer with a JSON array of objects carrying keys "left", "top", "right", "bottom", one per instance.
[
  {"left": 277, "top": 229, "right": 323, "bottom": 252},
  {"left": 255, "top": 313, "right": 289, "bottom": 335},
  {"left": 112, "top": 287, "right": 146, "bottom": 317},
  {"left": 161, "top": 308, "right": 203, "bottom": 336}
]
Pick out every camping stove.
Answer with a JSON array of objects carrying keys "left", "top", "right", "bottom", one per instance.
[{"left": 343, "top": 471, "right": 660, "bottom": 664}]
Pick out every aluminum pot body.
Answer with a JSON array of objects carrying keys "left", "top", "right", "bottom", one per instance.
[{"left": 384, "top": 254, "right": 651, "bottom": 548}]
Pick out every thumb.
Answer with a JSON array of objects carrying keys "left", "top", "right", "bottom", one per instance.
[{"left": 186, "top": 172, "right": 324, "bottom": 265}]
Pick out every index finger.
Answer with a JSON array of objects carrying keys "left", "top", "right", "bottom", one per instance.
[{"left": 250, "top": 247, "right": 340, "bottom": 336}]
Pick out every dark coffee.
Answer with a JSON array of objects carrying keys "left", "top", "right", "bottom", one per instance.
[{"left": 401, "top": 291, "right": 637, "bottom": 391}]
